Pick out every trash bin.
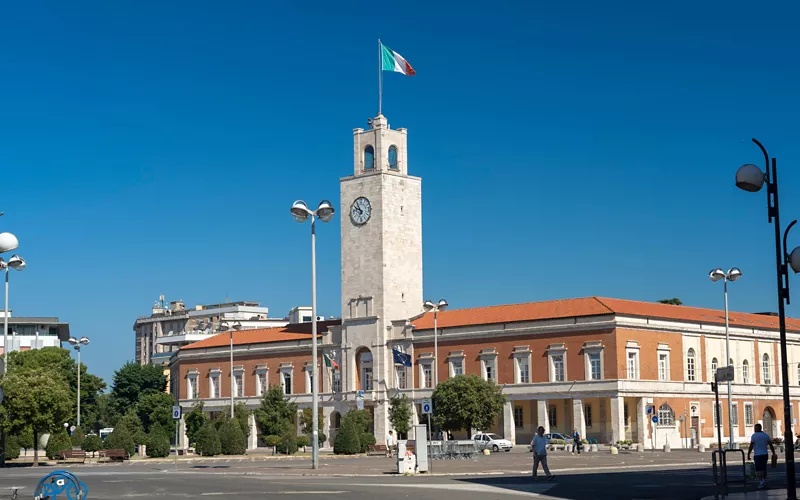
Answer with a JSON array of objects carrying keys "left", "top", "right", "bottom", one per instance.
[{"left": 396, "top": 442, "right": 417, "bottom": 474}]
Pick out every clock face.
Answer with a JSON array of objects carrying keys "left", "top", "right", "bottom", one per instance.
[{"left": 350, "top": 197, "right": 371, "bottom": 225}]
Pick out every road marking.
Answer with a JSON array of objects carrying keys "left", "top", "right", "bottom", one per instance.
[
  {"left": 349, "top": 482, "right": 555, "bottom": 498},
  {"left": 273, "top": 492, "right": 347, "bottom": 495}
]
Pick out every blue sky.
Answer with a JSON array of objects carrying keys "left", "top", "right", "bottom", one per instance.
[{"left": 1, "top": 1, "right": 799, "bottom": 384}]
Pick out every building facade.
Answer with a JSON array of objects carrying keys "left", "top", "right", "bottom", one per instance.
[
  {"left": 0, "top": 310, "right": 70, "bottom": 357},
  {"left": 169, "top": 114, "right": 800, "bottom": 450}
]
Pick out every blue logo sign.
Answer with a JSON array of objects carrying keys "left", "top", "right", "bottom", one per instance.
[
  {"left": 35, "top": 470, "right": 88, "bottom": 500},
  {"left": 652, "top": 415, "right": 659, "bottom": 424}
]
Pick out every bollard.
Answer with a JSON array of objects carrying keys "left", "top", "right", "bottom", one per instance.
[
  {"left": 610, "top": 446, "right": 618, "bottom": 455},
  {"left": 591, "top": 444, "right": 598, "bottom": 452},
  {"left": 698, "top": 443, "right": 705, "bottom": 452},
  {"left": 663, "top": 443, "right": 671, "bottom": 452},
  {"left": 483, "top": 448, "right": 490, "bottom": 456}
]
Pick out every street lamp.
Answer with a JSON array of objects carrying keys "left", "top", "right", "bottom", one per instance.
[
  {"left": 1, "top": 254, "right": 25, "bottom": 372},
  {"left": 422, "top": 299, "right": 448, "bottom": 387},
  {"left": 221, "top": 321, "right": 242, "bottom": 419},
  {"left": 290, "top": 199, "right": 335, "bottom": 470},
  {"left": 736, "top": 138, "right": 800, "bottom": 499},
  {"left": 68, "top": 336, "right": 90, "bottom": 428},
  {"left": 709, "top": 267, "right": 741, "bottom": 450}
]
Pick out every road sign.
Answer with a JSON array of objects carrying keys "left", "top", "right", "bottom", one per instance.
[
  {"left": 172, "top": 405, "right": 181, "bottom": 420},
  {"left": 646, "top": 405, "right": 655, "bottom": 415},
  {"left": 715, "top": 365, "right": 735, "bottom": 382},
  {"left": 356, "top": 390, "right": 365, "bottom": 400},
  {"left": 651, "top": 415, "right": 659, "bottom": 424},
  {"left": 357, "top": 398, "right": 364, "bottom": 410},
  {"left": 421, "top": 399, "right": 433, "bottom": 415}
]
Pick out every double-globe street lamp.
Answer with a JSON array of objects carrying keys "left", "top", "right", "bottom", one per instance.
[
  {"left": 736, "top": 138, "right": 800, "bottom": 499},
  {"left": 709, "top": 267, "right": 741, "bottom": 450},
  {"left": 422, "top": 299, "right": 448, "bottom": 387},
  {"left": 290, "top": 200, "right": 335, "bottom": 471},
  {"left": 68, "top": 336, "right": 90, "bottom": 428},
  {"left": 0, "top": 254, "right": 25, "bottom": 372}
]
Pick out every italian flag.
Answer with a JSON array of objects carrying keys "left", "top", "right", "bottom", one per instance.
[
  {"left": 381, "top": 43, "right": 416, "bottom": 76},
  {"left": 324, "top": 353, "right": 339, "bottom": 370}
]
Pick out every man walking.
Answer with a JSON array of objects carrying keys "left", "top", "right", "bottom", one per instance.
[
  {"left": 571, "top": 428, "right": 581, "bottom": 455},
  {"left": 532, "top": 426, "right": 555, "bottom": 481},
  {"left": 386, "top": 430, "right": 394, "bottom": 458},
  {"left": 747, "top": 423, "right": 777, "bottom": 490}
]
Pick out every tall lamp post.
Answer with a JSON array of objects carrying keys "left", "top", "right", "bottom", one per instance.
[
  {"left": 422, "top": 299, "right": 448, "bottom": 387},
  {"left": 222, "top": 321, "right": 242, "bottom": 419},
  {"left": 736, "top": 138, "right": 800, "bottom": 499},
  {"left": 1, "top": 254, "right": 25, "bottom": 371},
  {"left": 68, "top": 336, "right": 90, "bottom": 427},
  {"left": 290, "top": 199, "right": 335, "bottom": 470},
  {"left": 709, "top": 268, "right": 741, "bottom": 449}
]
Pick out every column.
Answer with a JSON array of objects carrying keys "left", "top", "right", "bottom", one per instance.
[
  {"left": 374, "top": 399, "right": 389, "bottom": 445},
  {"left": 322, "top": 406, "right": 335, "bottom": 448},
  {"left": 636, "top": 398, "right": 647, "bottom": 446},
  {"left": 537, "top": 400, "right": 550, "bottom": 434},
  {"left": 247, "top": 414, "right": 258, "bottom": 450},
  {"left": 572, "top": 399, "right": 586, "bottom": 439},
  {"left": 178, "top": 416, "right": 188, "bottom": 450},
  {"left": 410, "top": 401, "right": 420, "bottom": 439},
  {"left": 503, "top": 401, "right": 516, "bottom": 444},
  {"left": 610, "top": 396, "right": 625, "bottom": 444}
]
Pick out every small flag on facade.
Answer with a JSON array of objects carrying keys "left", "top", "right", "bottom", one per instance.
[
  {"left": 324, "top": 353, "right": 340, "bottom": 370},
  {"left": 392, "top": 348, "right": 412, "bottom": 367}
]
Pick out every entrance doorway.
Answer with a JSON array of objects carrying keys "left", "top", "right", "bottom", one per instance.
[{"left": 763, "top": 407, "right": 777, "bottom": 437}]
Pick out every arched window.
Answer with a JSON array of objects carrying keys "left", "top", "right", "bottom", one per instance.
[
  {"left": 742, "top": 360, "right": 749, "bottom": 384},
  {"left": 711, "top": 358, "right": 718, "bottom": 379},
  {"left": 687, "top": 348, "right": 696, "bottom": 382},
  {"left": 359, "top": 350, "right": 373, "bottom": 391},
  {"left": 657, "top": 403, "right": 675, "bottom": 426},
  {"left": 364, "top": 145, "right": 375, "bottom": 169},
  {"left": 388, "top": 145, "right": 398, "bottom": 170},
  {"left": 762, "top": 353, "right": 771, "bottom": 384}
]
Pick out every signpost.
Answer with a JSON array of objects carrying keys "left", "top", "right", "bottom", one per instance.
[
  {"left": 716, "top": 366, "right": 735, "bottom": 383},
  {"left": 356, "top": 390, "right": 365, "bottom": 411},
  {"left": 421, "top": 399, "right": 433, "bottom": 472},
  {"left": 652, "top": 415, "right": 658, "bottom": 451},
  {"left": 172, "top": 405, "right": 181, "bottom": 470}
]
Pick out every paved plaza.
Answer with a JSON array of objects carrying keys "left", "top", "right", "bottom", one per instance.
[{"left": 3, "top": 449, "right": 799, "bottom": 499}]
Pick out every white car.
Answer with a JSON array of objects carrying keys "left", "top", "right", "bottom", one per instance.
[{"left": 472, "top": 433, "right": 513, "bottom": 452}]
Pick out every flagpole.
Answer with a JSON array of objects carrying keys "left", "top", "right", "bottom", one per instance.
[{"left": 378, "top": 39, "right": 383, "bottom": 116}]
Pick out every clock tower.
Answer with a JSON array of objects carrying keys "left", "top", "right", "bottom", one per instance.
[{"left": 337, "top": 113, "right": 422, "bottom": 437}]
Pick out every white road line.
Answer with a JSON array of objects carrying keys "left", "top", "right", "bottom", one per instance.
[{"left": 348, "top": 482, "right": 556, "bottom": 498}]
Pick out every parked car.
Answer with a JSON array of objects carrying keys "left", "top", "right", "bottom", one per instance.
[
  {"left": 528, "top": 432, "right": 573, "bottom": 451},
  {"left": 472, "top": 433, "right": 513, "bottom": 452}
]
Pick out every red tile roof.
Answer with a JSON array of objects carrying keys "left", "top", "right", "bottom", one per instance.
[
  {"left": 411, "top": 297, "right": 800, "bottom": 332},
  {"left": 181, "top": 319, "right": 341, "bottom": 350}
]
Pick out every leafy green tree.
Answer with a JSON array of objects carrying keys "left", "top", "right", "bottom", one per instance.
[
  {"left": 657, "top": 298, "right": 683, "bottom": 305},
  {"left": 296, "top": 435, "right": 310, "bottom": 452},
  {"left": 255, "top": 385, "right": 297, "bottom": 437},
  {"left": 432, "top": 374, "right": 506, "bottom": 433},
  {"left": 300, "top": 407, "right": 324, "bottom": 437},
  {"left": 86, "top": 393, "right": 119, "bottom": 432},
  {"left": 46, "top": 430, "right": 72, "bottom": 460},
  {"left": 341, "top": 409, "right": 372, "bottom": 434},
  {"left": 219, "top": 420, "right": 246, "bottom": 455},
  {"left": 264, "top": 435, "right": 280, "bottom": 455},
  {"left": 104, "top": 425, "right": 135, "bottom": 457},
  {"left": 388, "top": 395, "right": 412, "bottom": 437},
  {"left": 185, "top": 403, "right": 206, "bottom": 445},
  {"left": 277, "top": 423, "right": 297, "bottom": 455},
  {"left": 81, "top": 435, "right": 102, "bottom": 457},
  {"left": 136, "top": 392, "right": 175, "bottom": 432},
  {"left": 71, "top": 426, "right": 85, "bottom": 447},
  {"left": 115, "top": 410, "right": 144, "bottom": 438},
  {"left": 194, "top": 422, "right": 221, "bottom": 456},
  {"left": 234, "top": 402, "right": 251, "bottom": 438},
  {"left": 110, "top": 362, "right": 167, "bottom": 415},
  {"left": 17, "top": 427, "right": 34, "bottom": 454},
  {"left": 333, "top": 419, "right": 361, "bottom": 455},
  {"left": 1, "top": 370, "right": 72, "bottom": 466},
  {"left": 146, "top": 423, "right": 171, "bottom": 458},
  {"left": 5, "top": 435, "right": 20, "bottom": 460}
]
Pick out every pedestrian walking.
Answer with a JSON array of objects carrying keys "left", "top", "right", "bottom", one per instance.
[
  {"left": 532, "top": 426, "right": 555, "bottom": 481},
  {"left": 747, "top": 423, "right": 777, "bottom": 490},
  {"left": 571, "top": 428, "right": 581, "bottom": 455},
  {"left": 386, "top": 430, "right": 394, "bottom": 457}
]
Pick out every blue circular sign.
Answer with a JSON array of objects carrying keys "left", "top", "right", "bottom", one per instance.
[{"left": 652, "top": 415, "right": 659, "bottom": 423}]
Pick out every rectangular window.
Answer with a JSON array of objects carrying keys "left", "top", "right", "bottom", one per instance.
[
  {"left": 257, "top": 372, "right": 267, "bottom": 396},
  {"left": 745, "top": 403, "right": 754, "bottom": 426},
  {"left": 627, "top": 352, "right": 638, "bottom": 380},
  {"left": 188, "top": 377, "right": 198, "bottom": 400},
  {"left": 548, "top": 405, "right": 557, "bottom": 427},
  {"left": 332, "top": 371, "right": 342, "bottom": 392},
  {"left": 362, "top": 367, "right": 373, "bottom": 391},
  {"left": 518, "top": 358, "right": 530, "bottom": 383},
  {"left": 732, "top": 403, "right": 739, "bottom": 426},
  {"left": 234, "top": 374, "right": 243, "bottom": 397},
  {"left": 423, "top": 365, "right": 432, "bottom": 388},
  {"left": 396, "top": 367, "right": 407, "bottom": 389},
  {"left": 452, "top": 360, "right": 463, "bottom": 377},
  {"left": 484, "top": 359, "right": 496, "bottom": 382},
  {"left": 553, "top": 355, "right": 565, "bottom": 382},
  {"left": 585, "top": 405, "right": 592, "bottom": 427},
  {"left": 282, "top": 372, "right": 292, "bottom": 395},
  {"left": 589, "top": 353, "right": 601, "bottom": 380},
  {"left": 624, "top": 404, "right": 629, "bottom": 428},
  {"left": 658, "top": 353, "right": 668, "bottom": 381},
  {"left": 211, "top": 375, "right": 220, "bottom": 398},
  {"left": 687, "top": 356, "right": 696, "bottom": 382},
  {"left": 514, "top": 407, "right": 523, "bottom": 429}
]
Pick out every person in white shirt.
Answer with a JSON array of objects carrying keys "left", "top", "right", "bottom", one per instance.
[
  {"left": 386, "top": 430, "right": 394, "bottom": 458},
  {"left": 531, "top": 426, "right": 555, "bottom": 481},
  {"left": 747, "top": 423, "right": 777, "bottom": 490}
]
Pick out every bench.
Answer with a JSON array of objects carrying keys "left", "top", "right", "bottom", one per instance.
[
  {"left": 366, "top": 444, "right": 388, "bottom": 456},
  {"left": 98, "top": 449, "right": 128, "bottom": 461},
  {"left": 57, "top": 450, "right": 87, "bottom": 464}
]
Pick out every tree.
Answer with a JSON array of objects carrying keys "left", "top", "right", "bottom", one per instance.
[
  {"left": 432, "top": 374, "right": 506, "bottom": 434},
  {"left": 296, "top": 435, "right": 310, "bottom": 452},
  {"left": 136, "top": 392, "right": 175, "bottom": 432},
  {"left": 46, "top": 430, "right": 72, "bottom": 460},
  {"left": 234, "top": 402, "right": 251, "bottom": 439},
  {"left": 17, "top": 427, "right": 34, "bottom": 454},
  {"left": 255, "top": 385, "right": 297, "bottom": 437},
  {"left": 264, "top": 435, "right": 280, "bottom": 455},
  {"left": 85, "top": 393, "right": 119, "bottom": 433},
  {"left": 110, "top": 362, "right": 167, "bottom": 415},
  {"left": 71, "top": 426, "right": 85, "bottom": 447},
  {"left": 277, "top": 423, "right": 297, "bottom": 455},
  {"left": 81, "top": 435, "right": 102, "bottom": 457},
  {"left": 219, "top": 419, "right": 246, "bottom": 455},
  {"left": 333, "top": 419, "right": 361, "bottom": 455},
  {"left": 1, "top": 370, "right": 72, "bottom": 466},
  {"left": 388, "top": 395, "right": 412, "bottom": 437},
  {"left": 115, "top": 410, "right": 145, "bottom": 441},
  {"left": 194, "top": 422, "right": 221, "bottom": 456},
  {"left": 104, "top": 425, "right": 135, "bottom": 457},
  {"left": 185, "top": 403, "right": 206, "bottom": 445},
  {"left": 5, "top": 435, "right": 20, "bottom": 460},
  {"left": 146, "top": 423, "right": 171, "bottom": 458},
  {"left": 657, "top": 298, "right": 683, "bottom": 306},
  {"left": 341, "top": 409, "right": 372, "bottom": 434},
  {"left": 300, "top": 407, "right": 324, "bottom": 437}
]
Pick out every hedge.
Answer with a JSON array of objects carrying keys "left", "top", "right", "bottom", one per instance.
[{"left": 195, "top": 422, "right": 221, "bottom": 457}]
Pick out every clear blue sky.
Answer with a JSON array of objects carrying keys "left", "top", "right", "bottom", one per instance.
[{"left": 1, "top": 1, "right": 799, "bottom": 384}]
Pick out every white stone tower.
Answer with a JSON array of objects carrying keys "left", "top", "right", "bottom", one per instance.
[{"left": 338, "top": 114, "right": 422, "bottom": 439}]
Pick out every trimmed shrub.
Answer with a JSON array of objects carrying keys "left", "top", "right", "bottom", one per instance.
[
  {"left": 359, "top": 433, "right": 377, "bottom": 453},
  {"left": 333, "top": 420, "right": 361, "bottom": 455},
  {"left": 194, "top": 422, "right": 221, "bottom": 457},
  {"left": 5, "top": 435, "right": 20, "bottom": 460},
  {"left": 70, "top": 426, "right": 85, "bottom": 447},
  {"left": 104, "top": 426, "right": 135, "bottom": 457},
  {"left": 46, "top": 430, "right": 72, "bottom": 459},
  {"left": 265, "top": 435, "right": 280, "bottom": 454},
  {"left": 277, "top": 424, "right": 297, "bottom": 455},
  {"left": 81, "top": 435, "right": 102, "bottom": 457},
  {"left": 219, "top": 420, "right": 246, "bottom": 455},
  {"left": 296, "top": 435, "right": 310, "bottom": 451},
  {"left": 147, "top": 423, "right": 171, "bottom": 458},
  {"left": 317, "top": 432, "right": 327, "bottom": 447}
]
